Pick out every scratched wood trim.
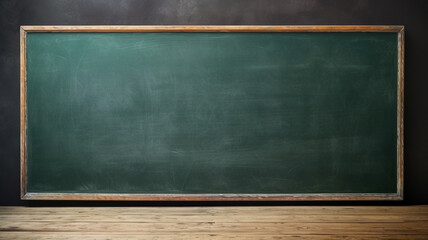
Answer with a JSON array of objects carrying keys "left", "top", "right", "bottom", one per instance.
[
  {"left": 20, "top": 25, "right": 405, "bottom": 201},
  {"left": 21, "top": 193, "right": 403, "bottom": 201},
  {"left": 397, "top": 27, "right": 405, "bottom": 200},
  {"left": 20, "top": 27, "right": 27, "bottom": 200},
  {"left": 20, "top": 25, "right": 403, "bottom": 32}
]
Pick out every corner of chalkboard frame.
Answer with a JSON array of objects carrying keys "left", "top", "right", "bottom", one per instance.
[{"left": 20, "top": 25, "right": 404, "bottom": 202}]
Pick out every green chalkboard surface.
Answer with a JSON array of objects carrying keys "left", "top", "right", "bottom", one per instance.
[{"left": 21, "top": 26, "right": 404, "bottom": 201}]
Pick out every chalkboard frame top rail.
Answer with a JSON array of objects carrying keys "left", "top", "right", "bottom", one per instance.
[
  {"left": 20, "top": 25, "right": 404, "bottom": 201},
  {"left": 20, "top": 25, "right": 404, "bottom": 32}
]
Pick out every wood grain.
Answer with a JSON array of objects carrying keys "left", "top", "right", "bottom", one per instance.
[
  {"left": 1, "top": 233, "right": 428, "bottom": 240},
  {"left": 20, "top": 25, "right": 404, "bottom": 32},
  {"left": 19, "top": 27, "right": 27, "bottom": 200},
  {"left": 397, "top": 27, "right": 405, "bottom": 200},
  {"left": 1, "top": 206, "right": 427, "bottom": 239},
  {"left": 21, "top": 193, "right": 403, "bottom": 201}
]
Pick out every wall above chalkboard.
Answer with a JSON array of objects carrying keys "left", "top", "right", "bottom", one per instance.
[{"left": 20, "top": 26, "right": 404, "bottom": 201}]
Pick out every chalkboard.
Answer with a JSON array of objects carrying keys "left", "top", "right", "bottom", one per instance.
[{"left": 20, "top": 26, "right": 404, "bottom": 201}]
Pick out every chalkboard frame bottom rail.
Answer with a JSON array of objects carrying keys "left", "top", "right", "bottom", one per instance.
[
  {"left": 20, "top": 25, "right": 404, "bottom": 201},
  {"left": 21, "top": 193, "right": 403, "bottom": 201}
]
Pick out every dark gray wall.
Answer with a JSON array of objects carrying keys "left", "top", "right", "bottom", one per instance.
[{"left": 1, "top": 0, "right": 427, "bottom": 206}]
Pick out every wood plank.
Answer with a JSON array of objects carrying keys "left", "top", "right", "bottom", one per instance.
[
  {"left": 1, "top": 221, "right": 428, "bottom": 234},
  {"left": 1, "top": 232, "right": 428, "bottom": 240},
  {"left": 2, "top": 213, "right": 428, "bottom": 223},
  {"left": 1, "top": 206, "right": 428, "bottom": 239},
  {"left": 2, "top": 206, "right": 428, "bottom": 215}
]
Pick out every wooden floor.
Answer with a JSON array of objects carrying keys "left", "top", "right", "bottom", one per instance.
[{"left": 1, "top": 206, "right": 428, "bottom": 239}]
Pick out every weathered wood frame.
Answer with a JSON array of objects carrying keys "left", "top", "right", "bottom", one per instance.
[{"left": 20, "top": 25, "right": 404, "bottom": 201}]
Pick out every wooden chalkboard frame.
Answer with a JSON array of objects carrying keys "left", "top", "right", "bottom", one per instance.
[{"left": 20, "top": 25, "right": 404, "bottom": 201}]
